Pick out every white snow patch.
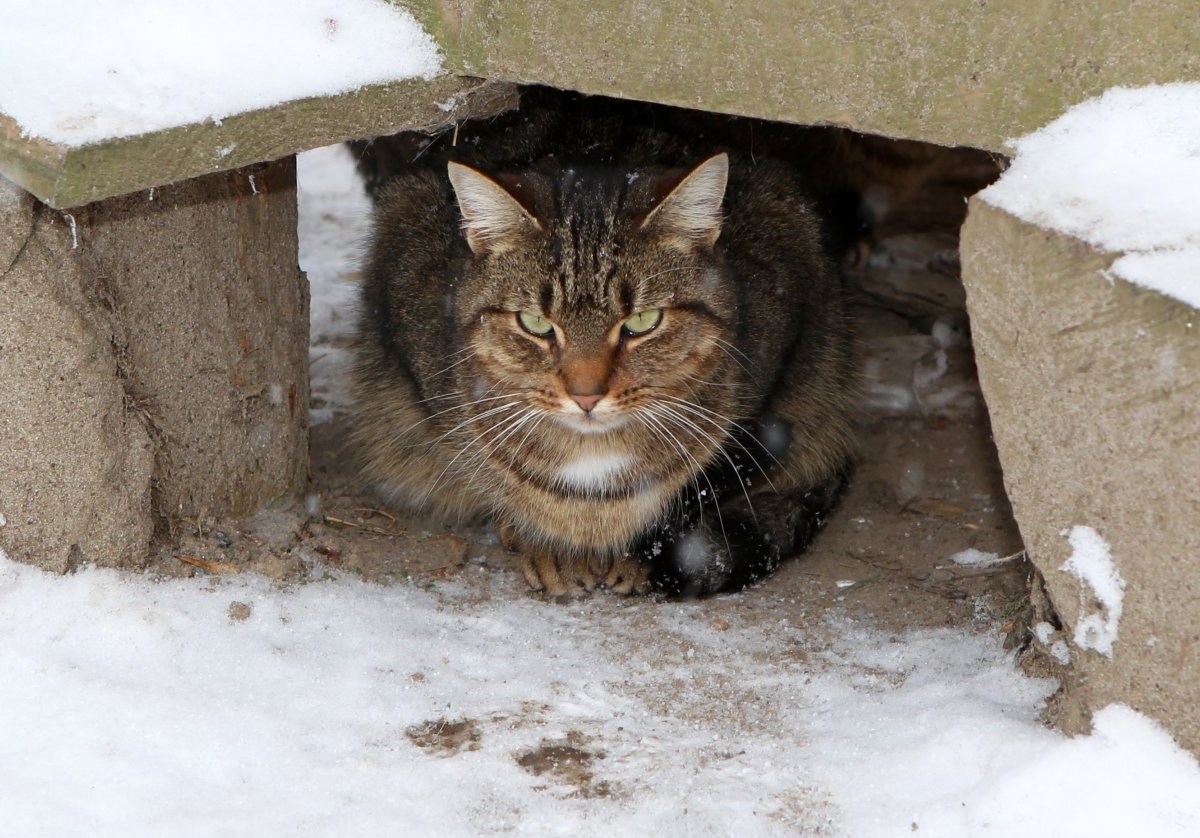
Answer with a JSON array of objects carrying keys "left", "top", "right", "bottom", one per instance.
[
  {"left": 956, "top": 704, "right": 1200, "bottom": 837},
  {"left": 796, "top": 625, "right": 1200, "bottom": 837},
  {"left": 297, "top": 144, "right": 371, "bottom": 424},
  {"left": 982, "top": 84, "right": 1200, "bottom": 309},
  {"left": 0, "top": 0, "right": 442, "bottom": 146},
  {"left": 1060, "top": 525, "right": 1126, "bottom": 658},
  {"left": 1034, "top": 621, "right": 1072, "bottom": 666},
  {"left": 949, "top": 547, "right": 1000, "bottom": 567},
  {"left": 3, "top": 548, "right": 1199, "bottom": 835},
  {"left": 674, "top": 530, "right": 715, "bottom": 574}
]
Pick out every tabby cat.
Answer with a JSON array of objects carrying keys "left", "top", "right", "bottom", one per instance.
[{"left": 352, "top": 90, "right": 858, "bottom": 597}]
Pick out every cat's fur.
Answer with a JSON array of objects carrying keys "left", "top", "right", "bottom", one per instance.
[{"left": 352, "top": 90, "right": 858, "bottom": 597}]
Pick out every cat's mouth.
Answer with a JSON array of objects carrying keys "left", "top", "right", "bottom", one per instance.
[{"left": 552, "top": 410, "right": 629, "bottom": 435}]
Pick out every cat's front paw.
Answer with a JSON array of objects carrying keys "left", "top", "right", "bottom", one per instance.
[
  {"left": 521, "top": 547, "right": 599, "bottom": 599},
  {"left": 601, "top": 555, "right": 651, "bottom": 596}
]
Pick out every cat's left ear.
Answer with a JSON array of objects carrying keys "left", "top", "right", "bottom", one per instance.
[
  {"left": 641, "top": 153, "right": 729, "bottom": 248},
  {"left": 447, "top": 162, "right": 544, "bottom": 256}
]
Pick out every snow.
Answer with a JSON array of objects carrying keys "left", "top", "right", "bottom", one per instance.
[
  {"left": 949, "top": 547, "right": 1000, "bottom": 567},
  {"left": 298, "top": 144, "right": 371, "bottom": 424},
  {"left": 0, "top": 0, "right": 442, "bottom": 147},
  {"left": 982, "top": 84, "right": 1200, "bottom": 310},
  {"left": 1060, "top": 525, "right": 1125, "bottom": 659},
  {"left": 1, "top": 144, "right": 1198, "bottom": 836},
  {"left": 1034, "top": 621, "right": 1073, "bottom": 667},
  {"left": 3, "top": 547, "right": 1199, "bottom": 836}
]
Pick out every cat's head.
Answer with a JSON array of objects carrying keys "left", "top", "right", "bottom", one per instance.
[{"left": 446, "top": 153, "right": 743, "bottom": 442}]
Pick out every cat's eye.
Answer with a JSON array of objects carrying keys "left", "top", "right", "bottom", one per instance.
[
  {"left": 517, "top": 311, "right": 555, "bottom": 337},
  {"left": 622, "top": 309, "right": 663, "bottom": 337}
]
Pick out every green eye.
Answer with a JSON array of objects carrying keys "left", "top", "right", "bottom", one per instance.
[
  {"left": 622, "top": 309, "right": 663, "bottom": 336},
  {"left": 517, "top": 311, "right": 555, "bottom": 337}
]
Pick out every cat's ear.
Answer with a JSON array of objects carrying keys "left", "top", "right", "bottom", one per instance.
[
  {"left": 641, "top": 153, "right": 729, "bottom": 248},
  {"left": 447, "top": 162, "right": 543, "bottom": 256}
]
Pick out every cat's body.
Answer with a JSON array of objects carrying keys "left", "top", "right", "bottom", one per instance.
[{"left": 352, "top": 90, "right": 858, "bottom": 596}]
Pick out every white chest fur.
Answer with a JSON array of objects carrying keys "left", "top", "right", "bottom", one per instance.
[{"left": 557, "top": 452, "right": 633, "bottom": 490}]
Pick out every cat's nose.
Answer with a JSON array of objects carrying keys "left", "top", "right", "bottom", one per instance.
[{"left": 570, "top": 393, "right": 604, "bottom": 412}]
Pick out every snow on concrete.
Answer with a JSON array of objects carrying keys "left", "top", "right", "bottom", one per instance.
[
  {"left": 982, "top": 84, "right": 1200, "bottom": 310},
  {"left": 1034, "top": 621, "right": 1073, "bottom": 666},
  {"left": 1060, "top": 525, "right": 1125, "bottom": 658},
  {"left": 0, "top": 0, "right": 442, "bottom": 147}
]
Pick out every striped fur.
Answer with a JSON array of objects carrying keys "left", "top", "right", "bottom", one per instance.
[{"left": 352, "top": 94, "right": 857, "bottom": 597}]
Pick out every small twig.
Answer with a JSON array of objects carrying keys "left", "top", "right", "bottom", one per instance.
[
  {"left": 323, "top": 515, "right": 406, "bottom": 537},
  {"left": 177, "top": 555, "right": 240, "bottom": 575},
  {"left": 355, "top": 506, "right": 398, "bottom": 524}
]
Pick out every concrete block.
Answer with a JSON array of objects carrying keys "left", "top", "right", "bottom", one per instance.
[
  {"left": 0, "top": 181, "right": 155, "bottom": 571},
  {"left": 961, "top": 198, "right": 1200, "bottom": 753},
  {"left": 0, "top": 159, "right": 308, "bottom": 568}
]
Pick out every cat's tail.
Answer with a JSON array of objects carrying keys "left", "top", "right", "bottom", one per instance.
[{"left": 647, "top": 471, "right": 850, "bottom": 598}]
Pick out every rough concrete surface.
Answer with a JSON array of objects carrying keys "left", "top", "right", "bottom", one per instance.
[
  {"left": 0, "top": 180, "right": 155, "bottom": 572},
  {"left": 408, "top": 0, "right": 1200, "bottom": 152},
  {"left": 1, "top": 77, "right": 519, "bottom": 208},
  {"left": 961, "top": 198, "right": 1200, "bottom": 754},
  {"left": 76, "top": 159, "right": 310, "bottom": 534},
  {"left": 1, "top": 160, "right": 309, "bottom": 570}
]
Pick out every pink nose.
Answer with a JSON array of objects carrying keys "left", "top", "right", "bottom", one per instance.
[{"left": 570, "top": 393, "right": 604, "bottom": 412}]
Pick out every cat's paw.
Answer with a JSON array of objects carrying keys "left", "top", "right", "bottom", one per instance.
[
  {"left": 521, "top": 548, "right": 598, "bottom": 599},
  {"left": 601, "top": 555, "right": 651, "bottom": 596}
]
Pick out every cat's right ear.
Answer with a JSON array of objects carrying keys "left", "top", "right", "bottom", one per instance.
[
  {"left": 641, "top": 153, "right": 729, "bottom": 249},
  {"left": 447, "top": 162, "right": 543, "bottom": 256}
]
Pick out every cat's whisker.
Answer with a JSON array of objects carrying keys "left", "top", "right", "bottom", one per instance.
[
  {"left": 661, "top": 395, "right": 784, "bottom": 477},
  {"left": 681, "top": 374, "right": 741, "bottom": 389},
  {"left": 427, "top": 352, "right": 477, "bottom": 379},
  {"left": 508, "top": 411, "right": 550, "bottom": 468},
  {"left": 632, "top": 410, "right": 709, "bottom": 526},
  {"left": 470, "top": 410, "right": 551, "bottom": 491},
  {"left": 413, "top": 391, "right": 465, "bottom": 405},
  {"left": 410, "top": 378, "right": 521, "bottom": 434},
  {"left": 422, "top": 400, "right": 524, "bottom": 449},
  {"left": 647, "top": 402, "right": 764, "bottom": 516},
  {"left": 393, "top": 391, "right": 521, "bottom": 438},
  {"left": 425, "top": 405, "right": 537, "bottom": 503},
  {"left": 635, "top": 408, "right": 734, "bottom": 563},
  {"left": 711, "top": 337, "right": 761, "bottom": 383}
]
